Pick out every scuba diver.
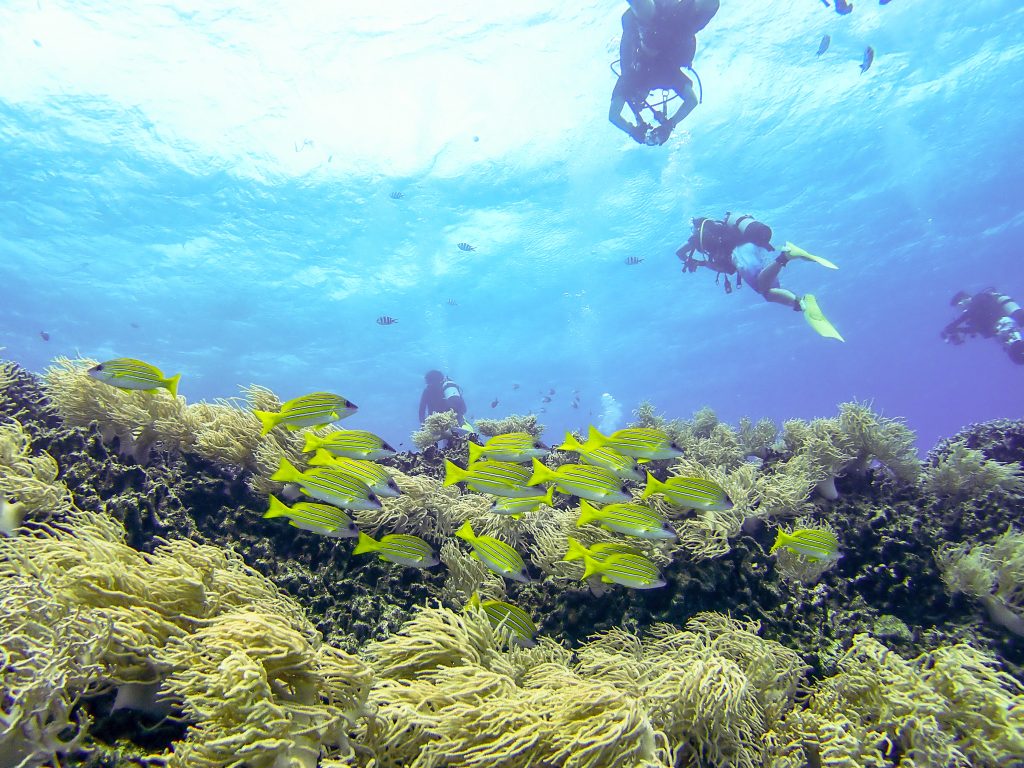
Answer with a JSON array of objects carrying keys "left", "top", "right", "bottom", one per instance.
[
  {"left": 419, "top": 370, "right": 474, "bottom": 432},
  {"left": 941, "top": 289, "right": 1024, "bottom": 365},
  {"left": 676, "top": 213, "right": 844, "bottom": 340},
  {"left": 609, "top": 0, "right": 720, "bottom": 146}
]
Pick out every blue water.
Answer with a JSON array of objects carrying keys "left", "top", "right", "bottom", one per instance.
[{"left": 1, "top": 1, "right": 1022, "bottom": 454}]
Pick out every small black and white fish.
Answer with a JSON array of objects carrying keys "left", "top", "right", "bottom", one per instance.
[
  {"left": 39, "top": 331, "right": 50, "bottom": 341},
  {"left": 457, "top": 242, "right": 476, "bottom": 252},
  {"left": 447, "top": 298, "right": 458, "bottom": 306},
  {"left": 860, "top": 45, "right": 874, "bottom": 73},
  {"left": 376, "top": 315, "right": 398, "bottom": 326},
  {"left": 834, "top": 0, "right": 853, "bottom": 14},
  {"left": 512, "top": 383, "right": 520, "bottom": 390},
  {"left": 389, "top": 191, "right": 404, "bottom": 199},
  {"left": 816, "top": 34, "right": 830, "bottom": 56},
  {"left": 624, "top": 256, "right": 644, "bottom": 265},
  {"left": 491, "top": 398, "right": 499, "bottom": 408}
]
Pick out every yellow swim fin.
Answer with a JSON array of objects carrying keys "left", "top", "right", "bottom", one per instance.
[
  {"left": 784, "top": 242, "right": 838, "bottom": 270},
  {"left": 800, "top": 294, "right": 844, "bottom": 341}
]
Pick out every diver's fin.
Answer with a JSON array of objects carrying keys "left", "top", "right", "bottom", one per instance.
[
  {"left": 800, "top": 294, "right": 844, "bottom": 341},
  {"left": 459, "top": 420, "right": 476, "bottom": 435},
  {"left": 784, "top": 242, "right": 838, "bottom": 270}
]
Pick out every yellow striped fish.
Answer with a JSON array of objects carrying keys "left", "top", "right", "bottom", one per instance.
[
  {"left": 303, "top": 429, "right": 396, "bottom": 460},
  {"left": 581, "top": 551, "right": 666, "bottom": 590},
  {"left": 307, "top": 450, "right": 402, "bottom": 497},
  {"left": 563, "top": 537, "right": 642, "bottom": 562},
  {"left": 527, "top": 460, "right": 630, "bottom": 504},
  {"left": 586, "top": 426, "right": 683, "bottom": 460},
  {"left": 489, "top": 486, "right": 555, "bottom": 518},
  {"left": 641, "top": 472, "right": 732, "bottom": 511},
  {"left": 467, "top": 432, "right": 549, "bottom": 464},
  {"left": 564, "top": 538, "right": 645, "bottom": 597},
  {"left": 770, "top": 528, "right": 840, "bottom": 561},
  {"left": 557, "top": 432, "right": 643, "bottom": 481},
  {"left": 444, "top": 459, "right": 546, "bottom": 499},
  {"left": 576, "top": 499, "right": 677, "bottom": 540},
  {"left": 467, "top": 593, "right": 538, "bottom": 648},
  {"left": 353, "top": 531, "right": 438, "bottom": 568},
  {"left": 263, "top": 495, "right": 358, "bottom": 538},
  {"left": 270, "top": 458, "right": 381, "bottom": 511},
  {"left": 253, "top": 392, "right": 357, "bottom": 436},
  {"left": 88, "top": 358, "right": 181, "bottom": 397},
  {"left": 455, "top": 521, "right": 531, "bottom": 582}
]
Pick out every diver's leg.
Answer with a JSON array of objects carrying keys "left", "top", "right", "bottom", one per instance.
[
  {"left": 763, "top": 287, "right": 801, "bottom": 308},
  {"left": 691, "top": 0, "right": 720, "bottom": 32}
]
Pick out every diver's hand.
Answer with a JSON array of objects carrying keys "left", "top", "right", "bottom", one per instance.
[
  {"left": 629, "top": 122, "right": 649, "bottom": 144},
  {"left": 649, "top": 122, "right": 674, "bottom": 146}
]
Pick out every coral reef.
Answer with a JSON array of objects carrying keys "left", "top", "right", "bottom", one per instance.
[
  {"left": 474, "top": 413, "right": 545, "bottom": 439},
  {"left": 937, "top": 528, "right": 1024, "bottom": 637},
  {"left": 0, "top": 505, "right": 373, "bottom": 766},
  {"left": 922, "top": 441, "right": 1024, "bottom": 501},
  {"left": 4, "top": 360, "right": 1024, "bottom": 767},
  {"left": 411, "top": 410, "right": 461, "bottom": 449}
]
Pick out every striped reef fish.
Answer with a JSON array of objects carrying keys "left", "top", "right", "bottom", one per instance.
[
  {"left": 87, "top": 358, "right": 181, "bottom": 397},
  {"left": 576, "top": 499, "right": 677, "bottom": 540},
  {"left": 307, "top": 450, "right": 401, "bottom": 497},
  {"left": 563, "top": 536, "right": 642, "bottom": 563},
  {"left": 558, "top": 433, "right": 643, "bottom": 481},
  {"left": 489, "top": 486, "right": 555, "bottom": 518},
  {"left": 770, "top": 528, "right": 840, "bottom": 562},
  {"left": 565, "top": 537, "right": 646, "bottom": 597},
  {"left": 302, "top": 429, "right": 396, "bottom": 460},
  {"left": 581, "top": 551, "right": 666, "bottom": 590},
  {"left": 586, "top": 426, "right": 683, "bottom": 460},
  {"left": 641, "top": 472, "right": 732, "bottom": 511},
  {"left": 353, "top": 531, "right": 439, "bottom": 568},
  {"left": 455, "top": 521, "right": 531, "bottom": 583},
  {"left": 263, "top": 494, "right": 358, "bottom": 538},
  {"left": 253, "top": 391, "right": 357, "bottom": 436},
  {"left": 467, "top": 432, "right": 549, "bottom": 464},
  {"left": 270, "top": 458, "right": 381, "bottom": 511},
  {"left": 467, "top": 593, "right": 538, "bottom": 648},
  {"left": 444, "top": 459, "right": 546, "bottom": 499},
  {"left": 527, "top": 460, "right": 630, "bottom": 504}
]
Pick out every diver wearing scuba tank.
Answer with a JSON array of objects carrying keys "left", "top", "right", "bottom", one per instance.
[{"left": 675, "top": 212, "right": 843, "bottom": 340}]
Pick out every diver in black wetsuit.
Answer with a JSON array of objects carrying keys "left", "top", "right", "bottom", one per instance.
[
  {"left": 941, "top": 289, "right": 1024, "bottom": 364},
  {"left": 419, "top": 370, "right": 469, "bottom": 424},
  {"left": 609, "top": 0, "right": 719, "bottom": 145}
]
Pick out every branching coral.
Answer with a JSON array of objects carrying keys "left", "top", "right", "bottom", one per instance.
[
  {"left": 162, "top": 611, "right": 373, "bottom": 768},
  {"left": 782, "top": 402, "right": 921, "bottom": 500},
  {"left": 0, "top": 418, "right": 73, "bottom": 532},
  {"left": 0, "top": 578, "right": 108, "bottom": 768},
  {"left": 922, "top": 441, "right": 1024, "bottom": 501},
  {"left": 474, "top": 413, "right": 544, "bottom": 439},
  {"left": 362, "top": 606, "right": 662, "bottom": 768},
  {"left": 652, "top": 456, "right": 817, "bottom": 561},
  {"left": 411, "top": 411, "right": 461, "bottom": 449},
  {"left": 766, "top": 634, "right": 1024, "bottom": 768},
  {"left": 936, "top": 528, "right": 1024, "bottom": 637},
  {"left": 0, "top": 505, "right": 373, "bottom": 766},
  {"left": 353, "top": 470, "right": 491, "bottom": 540},
  {"left": 45, "top": 357, "right": 280, "bottom": 471},
  {"left": 737, "top": 416, "right": 778, "bottom": 460},
  {"left": 573, "top": 612, "right": 807, "bottom": 768}
]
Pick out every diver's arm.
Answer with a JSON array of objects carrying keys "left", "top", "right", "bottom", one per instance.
[{"left": 609, "top": 84, "right": 648, "bottom": 143}]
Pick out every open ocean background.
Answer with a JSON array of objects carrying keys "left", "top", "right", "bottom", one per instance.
[{"left": 1, "top": 0, "right": 1021, "bottom": 454}]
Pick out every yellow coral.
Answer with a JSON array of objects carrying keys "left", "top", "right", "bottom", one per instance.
[{"left": 0, "top": 418, "right": 73, "bottom": 529}]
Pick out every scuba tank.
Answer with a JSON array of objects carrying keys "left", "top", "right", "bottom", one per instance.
[
  {"left": 441, "top": 380, "right": 462, "bottom": 400},
  {"left": 724, "top": 212, "right": 773, "bottom": 250}
]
